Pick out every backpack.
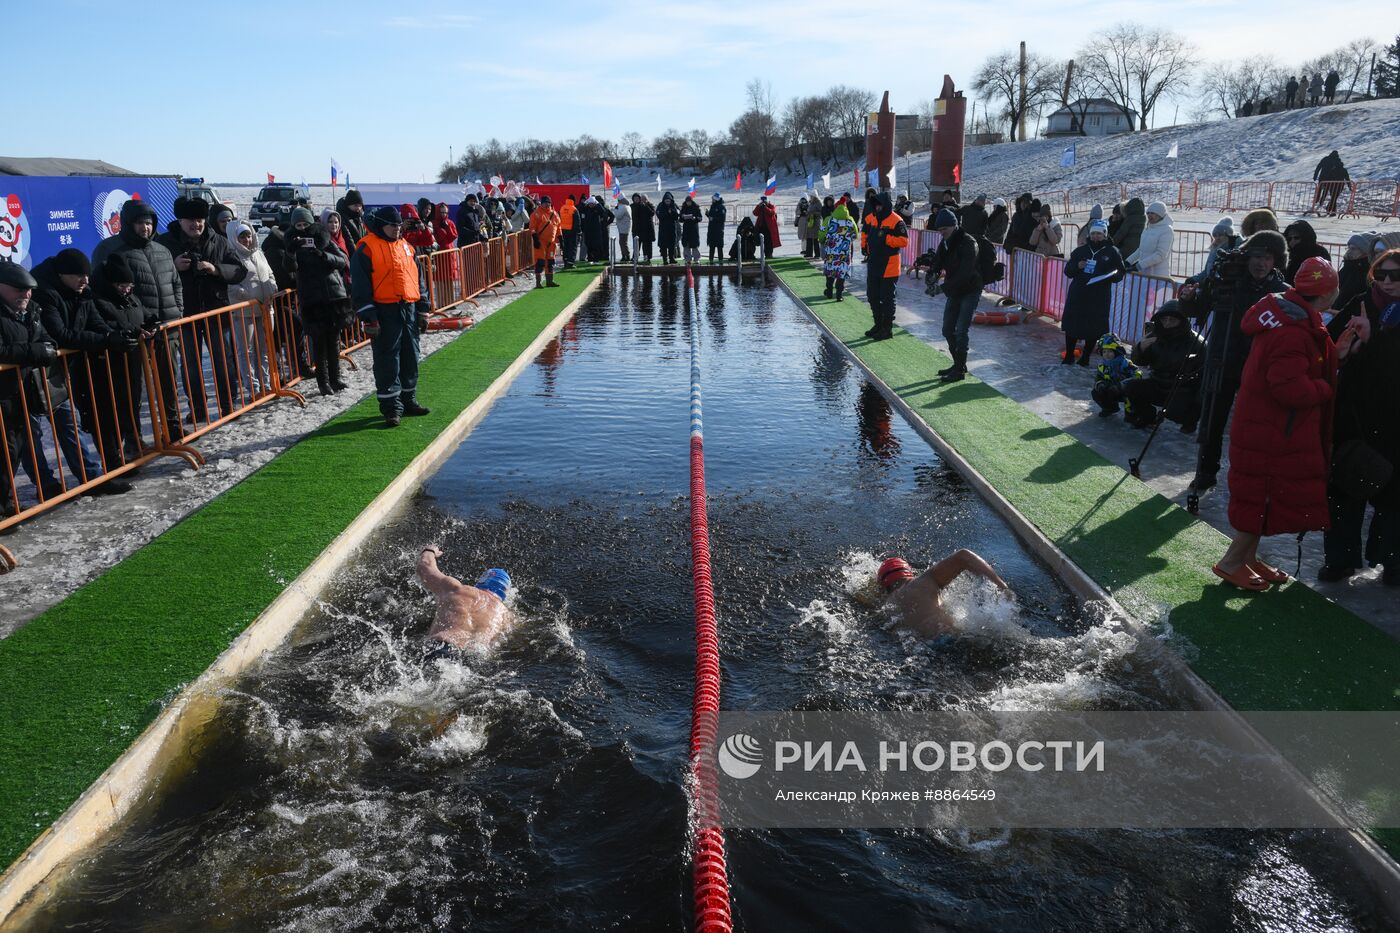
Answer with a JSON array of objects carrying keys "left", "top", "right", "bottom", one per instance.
[{"left": 975, "top": 235, "right": 1004, "bottom": 283}]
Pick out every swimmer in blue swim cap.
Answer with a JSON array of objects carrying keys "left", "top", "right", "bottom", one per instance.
[
  {"left": 874, "top": 549, "right": 1009, "bottom": 637},
  {"left": 417, "top": 544, "right": 516, "bottom": 652}
]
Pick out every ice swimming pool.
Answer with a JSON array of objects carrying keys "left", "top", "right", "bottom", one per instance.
[{"left": 25, "top": 274, "right": 1383, "bottom": 931}]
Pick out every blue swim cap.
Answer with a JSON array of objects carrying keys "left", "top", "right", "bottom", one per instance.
[{"left": 475, "top": 568, "right": 511, "bottom": 601}]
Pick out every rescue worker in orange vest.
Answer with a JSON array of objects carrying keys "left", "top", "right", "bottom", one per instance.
[
  {"left": 558, "top": 195, "right": 579, "bottom": 268},
  {"left": 865, "top": 192, "right": 909, "bottom": 341},
  {"left": 528, "top": 196, "right": 562, "bottom": 289},
  {"left": 351, "top": 206, "right": 432, "bottom": 427}
]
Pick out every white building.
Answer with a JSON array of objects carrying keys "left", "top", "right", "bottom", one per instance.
[{"left": 1044, "top": 99, "right": 1134, "bottom": 137}]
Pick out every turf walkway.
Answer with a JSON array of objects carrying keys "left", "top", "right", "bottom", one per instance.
[
  {"left": 771, "top": 258, "right": 1400, "bottom": 714},
  {"left": 0, "top": 268, "right": 600, "bottom": 869}
]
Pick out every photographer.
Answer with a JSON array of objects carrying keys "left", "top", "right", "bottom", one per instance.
[
  {"left": 454, "top": 194, "right": 485, "bottom": 249},
  {"left": 397, "top": 204, "right": 436, "bottom": 253},
  {"left": 285, "top": 214, "right": 352, "bottom": 396},
  {"left": 1178, "top": 230, "right": 1288, "bottom": 494},
  {"left": 156, "top": 196, "right": 247, "bottom": 420},
  {"left": 1124, "top": 301, "right": 1205, "bottom": 428}
]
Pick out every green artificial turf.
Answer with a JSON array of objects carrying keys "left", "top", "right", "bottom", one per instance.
[
  {"left": 772, "top": 258, "right": 1400, "bottom": 714},
  {"left": 0, "top": 268, "right": 600, "bottom": 869}
]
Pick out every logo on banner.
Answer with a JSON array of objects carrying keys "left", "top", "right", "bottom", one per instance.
[
  {"left": 93, "top": 189, "right": 136, "bottom": 239},
  {"left": 718, "top": 733, "right": 764, "bottom": 779},
  {"left": 0, "top": 194, "right": 31, "bottom": 266}
]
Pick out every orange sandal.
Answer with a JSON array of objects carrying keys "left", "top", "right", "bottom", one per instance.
[
  {"left": 1246, "top": 561, "right": 1289, "bottom": 584},
  {"left": 1212, "top": 563, "right": 1269, "bottom": 591}
]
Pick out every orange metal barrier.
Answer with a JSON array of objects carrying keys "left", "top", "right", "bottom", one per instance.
[{"left": 1055, "top": 178, "right": 1398, "bottom": 222}]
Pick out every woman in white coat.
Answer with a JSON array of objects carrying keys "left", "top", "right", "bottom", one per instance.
[
  {"left": 1127, "top": 201, "right": 1175, "bottom": 279},
  {"left": 613, "top": 197, "right": 633, "bottom": 262},
  {"left": 227, "top": 220, "right": 279, "bottom": 397}
]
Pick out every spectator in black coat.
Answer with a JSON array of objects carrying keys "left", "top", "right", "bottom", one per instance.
[
  {"left": 1313, "top": 150, "right": 1350, "bottom": 215},
  {"left": 31, "top": 250, "right": 137, "bottom": 486},
  {"left": 960, "top": 194, "right": 989, "bottom": 238},
  {"left": 730, "top": 216, "right": 758, "bottom": 262},
  {"left": 929, "top": 208, "right": 982, "bottom": 383},
  {"left": 1324, "top": 69, "right": 1341, "bottom": 104},
  {"left": 1177, "top": 230, "right": 1288, "bottom": 490},
  {"left": 656, "top": 193, "right": 681, "bottom": 265},
  {"left": 1061, "top": 220, "right": 1127, "bottom": 366},
  {"left": 1285, "top": 75, "right": 1300, "bottom": 108},
  {"left": 1124, "top": 300, "right": 1206, "bottom": 428},
  {"left": 286, "top": 221, "right": 351, "bottom": 395},
  {"left": 1283, "top": 220, "right": 1331, "bottom": 284},
  {"left": 631, "top": 194, "right": 656, "bottom": 263},
  {"left": 1336, "top": 235, "right": 1375, "bottom": 311},
  {"left": 679, "top": 195, "right": 703, "bottom": 264},
  {"left": 985, "top": 198, "right": 1009, "bottom": 244},
  {"left": 1004, "top": 193, "right": 1037, "bottom": 254},
  {"left": 155, "top": 196, "right": 247, "bottom": 421},
  {"left": 705, "top": 195, "right": 727, "bottom": 264},
  {"left": 455, "top": 195, "right": 486, "bottom": 248},
  {"left": 337, "top": 189, "right": 367, "bottom": 246},
  {"left": 0, "top": 261, "right": 60, "bottom": 513},
  {"left": 91, "top": 254, "right": 154, "bottom": 467}
]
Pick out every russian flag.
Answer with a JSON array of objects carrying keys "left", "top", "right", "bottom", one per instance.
[
  {"left": 687, "top": 177, "right": 696, "bottom": 198},
  {"left": 330, "top": 159, "right": 342, "bottom": 188},
  {"left": 764, "top": 176, "right": 777, "bottom": 196},
  {"left": 612, "top": 179, "right": 622, "bottom": 199},
  {"left": 581, "top": 173, "right": 590, "bottom": 186}
]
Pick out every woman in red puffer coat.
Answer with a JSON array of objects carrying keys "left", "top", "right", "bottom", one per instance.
[{"left": 1214, "top": 257, "right": 1368, "bottom": 590}]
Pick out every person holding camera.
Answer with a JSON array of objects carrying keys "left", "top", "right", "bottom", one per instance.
[
  {"left": 527, "top": 196, "right": 561, "bottom": 289},
  {"left": 350, "top": 206, "right": 432, "bottom": 428},
  {"left": 454, "top": 194, "right": 485, "bottom": 249},
  {"left": 396, "top": 204, "right": 435, "bottom": 253},
  {"left": 1123, "top": 301, "right": 1205, "bottom": 428},
  {"left": 156, "top": 196, "right": 247, "bottom": 421},
  {"left": 1178, "top": 230, "right": 1288, "bottom": 494},
  {"left": 1214, "top": 257, "right": 1353, "bottom": 591},
  {"left": 286, "top": 213, "right": 352, "bottom": 396}
]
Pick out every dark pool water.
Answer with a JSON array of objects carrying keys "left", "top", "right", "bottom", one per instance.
[{"left": 27, "top": 276, "right": 1385, "bottom": 932}]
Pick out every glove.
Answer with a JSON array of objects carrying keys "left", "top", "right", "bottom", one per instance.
[
  {"left": 416, "top": 311, "right": 429, "bottom": 334},
  {"left": 532, "top": 233, "right": 541, "bottom": 249},
  {"left": 35, "top": 342, "right": 58, "bottom": 364},
  {"left": 105, "top": 331, "right": 140, "bottom": 352}
]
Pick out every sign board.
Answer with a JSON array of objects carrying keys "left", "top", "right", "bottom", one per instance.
[{"left": 0, "top": 176, "right": 179, "bottom": 269}]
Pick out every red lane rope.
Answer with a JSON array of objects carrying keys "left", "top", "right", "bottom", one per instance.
[{"left": 686, "top": 267, "right": 732, "bottom": 932}]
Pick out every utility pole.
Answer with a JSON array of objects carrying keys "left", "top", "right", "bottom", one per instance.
[
  {"left": 1018, "top": 41, "right": 1029, "bottom": 142},
  {"left": 1367, "top": 52, "right": 1377, "bottom": 97}
]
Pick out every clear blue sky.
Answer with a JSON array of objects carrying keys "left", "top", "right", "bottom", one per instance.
[{"left": 15, "top": 0, "right": 1385, "bottom": 182}]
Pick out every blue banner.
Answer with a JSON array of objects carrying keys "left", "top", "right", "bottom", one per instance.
[{"left": 0, "top": 176, "right": 178, "bottom": 270}]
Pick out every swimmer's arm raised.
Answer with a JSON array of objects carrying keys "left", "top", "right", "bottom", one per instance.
[
  {"left": 926, "top": 549, "right": 1009, "bottom": 590},
  {"left": 417, "top": 546, "right": 466, "bottom": 597}
]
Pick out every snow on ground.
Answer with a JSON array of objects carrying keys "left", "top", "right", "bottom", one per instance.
[{"left": 0, "top": 286, "right": 527, "bottom": 637}]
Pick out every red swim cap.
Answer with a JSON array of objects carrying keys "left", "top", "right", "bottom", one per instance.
[{"left": 878, "top": 557, "right": 916, "bottom": 591}]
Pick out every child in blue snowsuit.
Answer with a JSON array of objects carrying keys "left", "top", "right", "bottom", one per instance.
[{"left": 1090, "top": 333, "right": 1144, "bottom": 422}]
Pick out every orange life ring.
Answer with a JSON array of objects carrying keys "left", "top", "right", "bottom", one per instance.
[{"left": 972, "top": 308, "right": 1023, "bottom": 325}]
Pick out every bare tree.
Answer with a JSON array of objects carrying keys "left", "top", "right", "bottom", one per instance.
[
  {"left": 912, "top": 98, "right": 938, "bottom": 129},
  {"left": 685, "top": 129, "right": 713, "bottom": 164},
  {"left": 651, "top": 128, "right": 689, "bottom": 170},
  {"left": 971, "top": 49, "right": 1062, "bottom": 141},
  {"left": 1197, "top": 55, "right": 1289, "bottom": 119},
  {"left": 620, "top": 131, "right": 645, "bottom": 161},
  {"left": 1077, "top": 23, "right": 1198, "bottom": 130},
  {"left": 1299, "top": 37, "right": 1382, "bottom": 100},
  {"left": 825, "top": 84, "right": 877, "bottom": 141}
]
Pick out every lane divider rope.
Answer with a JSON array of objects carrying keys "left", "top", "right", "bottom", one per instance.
[{"left": 686, "top": 268, "right": 733, "bottom": 933}]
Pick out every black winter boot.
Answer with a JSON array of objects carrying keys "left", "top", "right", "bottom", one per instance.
[
  {"left": 328, "top": 355, "right": 348, "bottom": 392},
  {"left": 835, "top": 279, "right": 845, "bottom": 301},
  {"left": 824, "top": 276, "right": 834, "bottom": 299},
  {"left": 546, "top": 272, "right": 560, "bottom": 288},
  {"left": 401, "top": 395, "right": 431, "bottom": 417}
]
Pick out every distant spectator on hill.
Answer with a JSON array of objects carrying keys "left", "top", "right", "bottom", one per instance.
[
  {"left": 1240, "top": 100, "right": 1254, "bottom": 118},
  {"left": 1127, "top": 202, "right": 1174, "bottom": 278},
  {"left": 1325, "top": 69, "right": 1341, "bottom": 104},
  {"left": 985, "top": 198, "right": 1009, "bottom": 244},
  {"left": 1313, "top": 150, "right": 1350, "bottom": 216},
  {"left": 1285, "top": 75, "right": 1300, "bottom": 108},
  {"left": 1308, "top": 73, "right": 1324, "bottom": 106},
  {"left": 1284, "top": 221, "right": 1331, "bottom": 284},
  {"left": 1112, "top": 198, "right": 1146, "bottom": 260},
  {"left": 1257, "top": 97, "right": 1272, "bottom": 115},
  {"left": 960, "top": 194, "right": 989, "bottom": 238},
  {"left": 1241, "top": 208, "right": 1280, "bottom": 238}
]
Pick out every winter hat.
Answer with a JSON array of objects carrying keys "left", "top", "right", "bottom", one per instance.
[
  {"left": 320, "top": 208, "right": 341, "bottom": 227},
  {"left": 933, "top": 208, "right": 959, "bottom": 230},
  {"left": 1089, "top": 219, "right": 1109, "bottom": 236},
  {"left": 371, "top": 205, "right": 403, "bottom": 226},
  {"left": 1241, "top": 208, "right": 1279, "bottom": 237},
  {"left": 1212, "top": 217, "right": 1234, "bottom": 238},
  {"left": 227, "top": 220, "right": 254, "bottom": 243},
  {"left": 1346, "top": 233, "right": 1372, "bottom": 254},
  {"left": 1153, "top": 300, "right": 1186, "bottom": 324},
  {"left": 211, "top": 205, "right": 233, "bottom": 226},
  {"left": 1089, "top": 203, "right": 1104, "bottom": 221},
  {"left": 1292, "top": 257, "right": 1338, "bottom": 298},
  {"left": 992, "top": 197, "right": 1006, "bottom": 209},
  {"left": 712, "top": 193, "right": 721, "bottom": 201},
  {"left": 342, "top": 188, "right": 364, "bottom": 207},
  {"left": 0, "top": 259, "right": 38, "bottom": 289},
  {"left": 1097, "top": 333, "right": 1125, "bottom": 355},
  {"left": 288, "top": 207, "right": 316, "bottom": 227},
  {"left": 974, "top": 193, "right": 987, "bottom": 204},
  {"left": 101, "top": 253, "right": 135, "bottom": 285},
  {"left": 1243, "top": 230, "right": 1287, "bottom": 267},
  {"left": 52, "top": 248, "right": 92, "bottom": 277},
  {"left": 1146, "top": 201, "right": 1169, "bottom": 220},
  {"left": 119, "top": 198, "right": 158, "bottom": 229},
  {"left": 173, "top": 196, "right": 211, "bottom": 221}
]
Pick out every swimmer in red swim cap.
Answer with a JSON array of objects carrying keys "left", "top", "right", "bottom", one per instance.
[{"left": 876, "top": 550, "right": 1009, "bottom": 637}]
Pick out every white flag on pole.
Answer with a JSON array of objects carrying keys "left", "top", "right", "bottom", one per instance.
[
  {"left": 656, "top": 173, "right": 662, "bottom": 192},
  {"left": 1167, "top": 141, "right": 1179, "bottom": 159},
  {"left": 821, "top": 172, "right": 831, "bottom": 191},
  {"left": 889, "top": 163, "right": 897, "bottom": 188}
]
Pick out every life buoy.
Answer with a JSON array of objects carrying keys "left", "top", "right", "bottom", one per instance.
[
  {"left": 427, "top": 315, "right": 475, "bottom": 331},
  {"left": 972, "top": 308, "right": 1023, "bottom": 325}
]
